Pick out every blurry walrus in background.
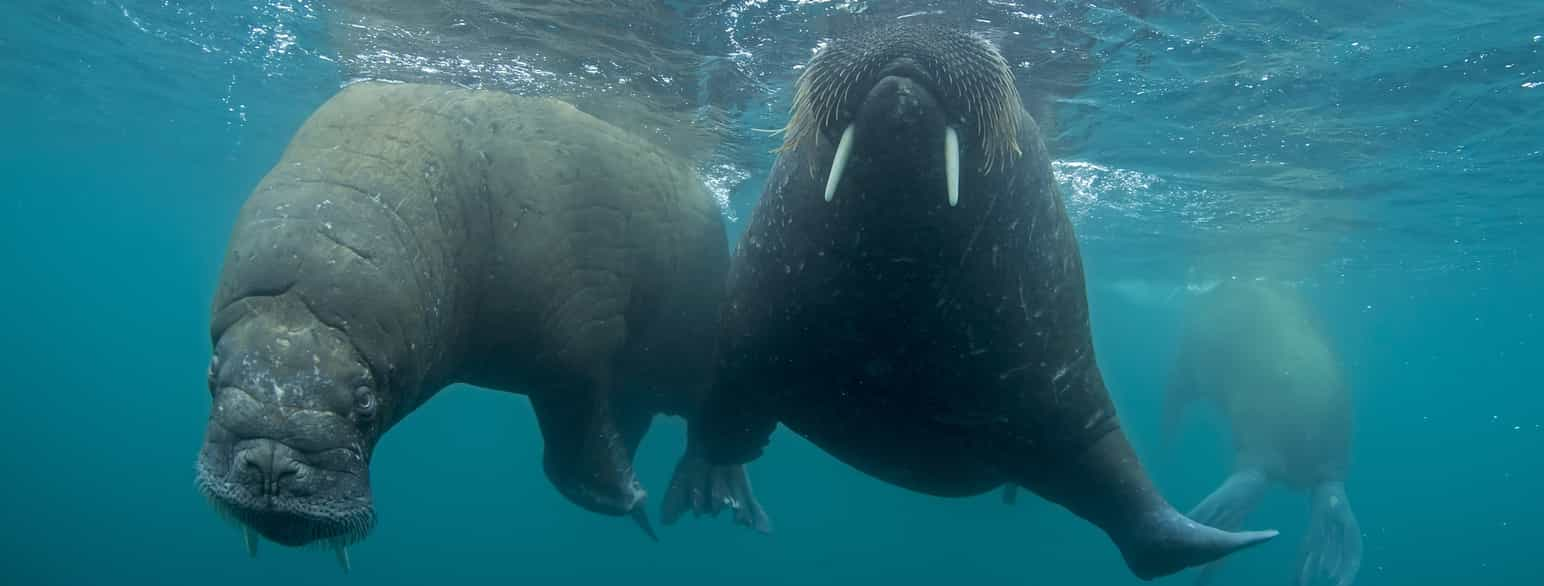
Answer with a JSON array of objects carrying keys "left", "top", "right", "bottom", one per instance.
[
  {"left": 684, "top": 20, "right": 1276, "bottom": 581},
  {"left": 1165, "top": 277, "right": 1363, "bottom": 586},
  {"left": 193, "top": 81, "right": 768, "bottom": 570}
]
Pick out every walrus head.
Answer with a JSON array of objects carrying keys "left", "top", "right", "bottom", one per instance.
[
  {"left": 195, "top": 304, "right": 384, "bottom": 564},
  {"left": 779, "top": 21, "right": 1024, "bottom": 207}
]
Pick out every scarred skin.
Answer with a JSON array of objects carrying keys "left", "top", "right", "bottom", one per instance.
[
  {"left": 194, "top": 81, "right": 767, "bottom": 555},
  {"left": 687, "top": 22, "right": 1275, "bottom": 581},
  {"left": 1167, "top": 278, "right": 1362, "bottom": 586}
]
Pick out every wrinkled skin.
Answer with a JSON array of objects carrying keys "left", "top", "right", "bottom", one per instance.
[
  {"left": 687, "top": 22, "right": 1276, "bottom": 581},
  {"left": 195, "top": 81, "right": 767, "bottom": 555},
  {"left": 1167, "top": 279, "right": 1363, "bottom": 586}
]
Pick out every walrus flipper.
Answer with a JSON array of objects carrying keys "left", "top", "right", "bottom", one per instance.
[
  {"left": 666, "top": 374, "right": 778, "bottom": 532},
  {"left": 1053, "top": 433, "right": 1277, "bottom": 579},
  {"left": 529, "top": 382, "right": 654, "bottom": 540},
  {"left": 661, "top": 454, "right": 773, "bottom": 534},
  {"left": 1117, "top": 505, "right": 1279, "bottom": 581},
  {"left": 1185, "top": 469, "right": 1270, "bottom": 585},
  {"left": 1297, "top": 482, "right": 1362, "bottom": 586}
]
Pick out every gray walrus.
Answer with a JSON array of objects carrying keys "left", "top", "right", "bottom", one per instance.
[
  {"left": 681, "top": 21, "right": 1276, "bottom": 580},
  {"left": 194, "top": 81, "right": 769, "bottom": 568},
  {"left": 1166, "top": 278, "right": 1362, "bottom": 586}
]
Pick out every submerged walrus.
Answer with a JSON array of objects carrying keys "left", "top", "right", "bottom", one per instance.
[
  {"left": 194, "top": 81, "right": 768, "bottom": 567},
  {"left": 682, "top": 22, "right": 1276, "bottom": 580},
  {"left": 1166, "top": 278, "right": 1362, "bottom": 586}
]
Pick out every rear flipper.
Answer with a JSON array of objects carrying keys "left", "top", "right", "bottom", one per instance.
[
  {"left": 661, "top": 453, "right": 772, "bottom": 534},
  {"left": 1050, "top": 427, "right": 1278, "bottom": 580},
  {"left": 1117, "top": 504, "right": 1278, "bottom": 581},
  {"left": 1297, "top": 481, "right": 1362, "bottom": 586},
  {"left": 1186, "top": 469, "right": 1271, "bottom": 585}
]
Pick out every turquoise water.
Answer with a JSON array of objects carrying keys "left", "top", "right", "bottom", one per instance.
[{"left": 1, "top": 1, "right": 1539, "bottom": 584}]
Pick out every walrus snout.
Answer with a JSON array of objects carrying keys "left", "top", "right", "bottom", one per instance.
[
  {"left": 232, "top": 438, "right": 307, "bottom": 498},
  {"left": 818, "top": 75, "right": 961, "bottom": 207},
  {"left": 196, "top": 413, "right": 376, "bottom": 549},
  {"left": 877, "top": 57, "right": 929, "bottom": 83},
  {"left": 862, "top": 75, "right": 945, "bottom": 131},
  {"left": 784, "top": 21, "right": 1023, "bottom": 208}
]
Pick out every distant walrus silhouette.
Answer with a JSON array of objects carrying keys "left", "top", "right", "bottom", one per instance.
[
  {"left": 194, "top": 81, "right": 768, "bottom": 570},
  {"left": 1166, "top": 278, "right": 1362, "bottom": 586},
  {"left": 681, "top": 21, "right": 1276, "bottom": 580}
]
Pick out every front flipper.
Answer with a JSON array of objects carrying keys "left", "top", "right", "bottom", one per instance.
[
  {"left": 529, "top": 376, "right": 653, "bottom": 539},
  {"left": 1297, "top": 481, "right": 1362, "bottom": 586},
  {"left": 613, "top": 398, "right": 662, "bottom": 541},
  {"left": 1187, "top": 469, "right": 1271, "bottom": 585},
  {"left": 688, "top": 368, "right": 779, "bottom": 468},
  {"left": 661, "top": 452, "right": 772, "bottom": 534},
  {"left": 660, "top": 368, "right": 779, "bottom": 534}
]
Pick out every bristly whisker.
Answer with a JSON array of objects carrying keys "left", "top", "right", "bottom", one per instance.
[
  {"left": 780, "top": 22, "right": 1023, "bottom": 174},
  {"left": 195, "top": 462, "right": 375, "bottom": 548}
]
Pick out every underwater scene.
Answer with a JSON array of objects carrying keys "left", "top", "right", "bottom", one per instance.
[{"left": 1, "top": 1, "right": 1540, "bottom": 585}]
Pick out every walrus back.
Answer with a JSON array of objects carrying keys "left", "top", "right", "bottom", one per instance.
[
  {"left": 401, "top": 84, "right": 731, "bottom": 399},
  {"left": 212, "top": 82, "right": 501, "bottom": 417}
]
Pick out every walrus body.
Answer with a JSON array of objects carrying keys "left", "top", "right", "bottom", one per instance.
[
  {"left": 1167, "top": 279, "right": 1362, "bottom": 586},
  {"left": 194, "top": 81, "right": 767, "bottom": 562},
  {"left": 685, "top": 22, "right": 1274, "bottom": 580}
]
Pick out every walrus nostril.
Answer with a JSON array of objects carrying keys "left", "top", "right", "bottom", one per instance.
[
  {"left": 234, "top": 439, "right": 305, "bottom": 495},
  {"left": 236, "top": 451, "right": 260, "bottom": 475}
]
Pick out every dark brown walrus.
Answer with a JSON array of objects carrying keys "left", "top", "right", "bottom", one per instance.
[
  {"left": 679, "top": 22, "right": 1277, "bottom": 580},
  {"left": 193, "top": 81, "right": 768, "bottom": 570}
]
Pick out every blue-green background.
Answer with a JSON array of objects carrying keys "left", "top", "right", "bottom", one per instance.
[{"left": 2, "top": 1, "right": 1539, "bottom": 584}]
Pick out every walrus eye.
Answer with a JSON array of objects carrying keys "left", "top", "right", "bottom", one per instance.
[{"left": 353, "top": 386, "right": 378, "bottom": 419}]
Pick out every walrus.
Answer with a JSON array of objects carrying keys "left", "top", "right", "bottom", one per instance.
[
  {"left": 1165, "top": 278, "right": 1362, "bottom": 586},
  {"left": 680, "top": 22, "right": 1277, "bottom": 580},
  {"left": 193, "top": 81, "right": 769, "bottom": 568}
]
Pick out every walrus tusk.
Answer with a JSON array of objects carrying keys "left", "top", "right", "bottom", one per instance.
[
  {"left": 824, "top": 124, "right": 856, "bottom": 202},
  {"left": 631, "top": 508, "right": 660, "bottom": 542},
  {"left": 334, "top": 543, "right": 351, "bottom": 573},
  {"left": 242, "top": 526, "right": 258, "bottom": 558},
  {"left": 945, "top": 126, "right": 960, "bottom": 207}
]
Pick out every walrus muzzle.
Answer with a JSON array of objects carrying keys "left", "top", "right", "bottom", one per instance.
[
  {"left": 195, "top": 310, "right": 378, "bottom": 569},
  {"left": 825, "top": 65, "right": 955, "bottom": 207},
  {"left": 781, "top": 23, "right": 1022, "bottom": 207}
]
